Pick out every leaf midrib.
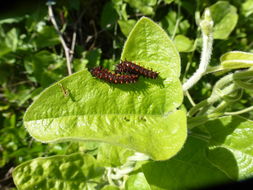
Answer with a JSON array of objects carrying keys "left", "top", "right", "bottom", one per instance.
[{"left": 24, "top": 112, "right": 175, "bottom": 122}]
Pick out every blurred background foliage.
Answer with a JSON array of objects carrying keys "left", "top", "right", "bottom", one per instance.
[{"left": 1, "top": 0, "right": 253, "bottom": 189}]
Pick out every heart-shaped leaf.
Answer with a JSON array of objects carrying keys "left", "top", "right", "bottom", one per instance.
[
  {"left": 209, "top": 1, "right": 238, "bottom": 39},
  {"left": 24, "top": 17, "right": 186, "bottom": 161}
]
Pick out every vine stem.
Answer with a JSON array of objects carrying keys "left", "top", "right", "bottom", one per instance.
[
  {"left": 224, "top": 106, "right": 253, "bottom": 116},
  {"left": 69, "top": 31, "right": 77, "bottom": 63},
  {"left": 183, "top": 9, "right": 213, "bottom": 91},
  {"left": 47, "top": 1, "right": 72, "bottom": 75},
  {"left": 106, "top": 152, "right": 150, "bottom": 188}
]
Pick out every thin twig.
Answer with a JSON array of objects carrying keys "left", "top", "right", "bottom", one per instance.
[
  {"left": 69, "top": 31, "right": 77, "bottom": 63},
  {"left": 47, "top": 2, "right": 72, "bottom": 75},
  {"left": 171, "top": 2, "right": 181, "bottom": 40},
  {"left": 185, "top": 91, "right": 196, "bottom": 106},
  {"left": 88, "top": 20, "right": 98, "bottom": 50}
]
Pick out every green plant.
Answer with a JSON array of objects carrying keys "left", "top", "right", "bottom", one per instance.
[{"left": 1, "top": 0, "right": 253, "bottom": 189}]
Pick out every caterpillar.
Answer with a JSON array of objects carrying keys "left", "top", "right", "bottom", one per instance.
[
  {"left": 90, "top": 66, "right": 139, "bottom": 84},
  {"left": 115, "top": 60, "right": 159, "bottom": 79}
]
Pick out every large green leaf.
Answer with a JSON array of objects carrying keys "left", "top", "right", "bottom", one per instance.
[
  {"left": 12, "top": 153, "right": 104, "bottom": 190},
  {"left": 142, "top": 137, "right": 231, "bottom": 190},
  {"left": 24, "top": 17, "right": 186, "bottom": 161},
  {"left": 209, "top": 1, "right": 238, "bottom": 39},
  {"left": 204, "top": 116, "right": 253, "bottom": 180}
]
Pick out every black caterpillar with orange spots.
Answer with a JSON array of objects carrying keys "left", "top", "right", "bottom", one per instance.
[
  {"left": 115, "top": 60, "right": 158, "bottom": 79},
  {"left": 90, "top": 66, "right": 139, "bottom": 84}
]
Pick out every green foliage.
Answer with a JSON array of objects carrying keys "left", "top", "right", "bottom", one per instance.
[
  {"left": 102, "top": 185, "right": 120, "bottom": 190},
  {"left": 164, "top": 0, "right": 174, "bottom": 5},
  {"left": 118, "top": 19, "right": 136, "bottom": 37},
  {"left": 174, "top": 35, "right": 195, "bottom": 52},
  {"left": 161, "top": 11, "right": 190, "bottom": 37},
  {"left": 142, "top": 137, "right": 231, "bottom": 190},
  {"left": 23, "top": 18, "right": 186, "bottom": 161},
  {"left": 242, "top": 0, "right": 253, "bottom": 17},
  {"left": 12, "top": 153, "right": 104, "bottom": 190},
  {"left": 24, "top": 50, "right": 65, "bottom": 87},
  {"left": 123, "top": 0, "right": 157, "bottom": 15},
  {"left": 1, "top": 0, "right": 253, "bottom": 189},
  {"left": 125, "top": 173, "right": 151, "bottom": 190},
  {"left": 208, "top": 1, "right": 238, "bottom": 39},
  {"left": 101, "top": 2, "right": 119, "bottom": 29},
  {"left": 34, "top": 26, "right": 60, "bottom": 49},
  {"left": 97, "top": 144, "right": 134, "bottom": 167},
  {"left": 205, "top": 116, "right": 253, "bottom": 180}
]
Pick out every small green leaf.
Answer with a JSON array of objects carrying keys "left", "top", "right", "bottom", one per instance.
[
  {"left": 220, "top": 51, "right": 253, "bottom": 69},
  {"left": 5, "top": 28, "right": 19, "bottom": 51},
  {"left": 123, "top": 0, "right": 156, "bottom": 15},
  {"left": 24, "top": 50, "right": 65, "bottom": 87},
  {"left": 0, "top": 27, "right": 12, "bottom": 57},
  {"left": 73, "top": 49, "right": 102, "bottom": 72},
  {"left": 173, "top": 35, "right": 195, "bottom": 52},
  {"left": 242, "top": 0, "right": 253, "bottom": 17},
  {"left": 164, "top": 0, "right": 174, "bottom": 5},
  {"left": 0, "top": 16, "right": 25, "bottom": 24},
  {"left": 101, "top": 2, "right": 118, "bottom": 29},
  {"left": 125, "top": 173, "right": 151, "bottom": 190},
  {"left": 161, "top": 11, "right": 190, "bottom": 36},
  {"left": 142, "top": 137, "right": 231, "bottom": 190},
  {"left": 12, "top": 153, "right": 104, "bottom": 190},
  {"left": 34, "top": 26, "right": 60, "bottom": 49},
  {"left": 84, "top": 49, "right": 102, "bottom": 68},
  {"left": 118, "top": 19, "right": 137, "bottom": 37},
  {"left": 209, "top": 1, "right": 238, "bottom": 39},
  {"left": 204, "top": 116, "right": 253, "bottom": 180},
  {"left": 73, "top": 58, "right": 88, "bottom": 72}
]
